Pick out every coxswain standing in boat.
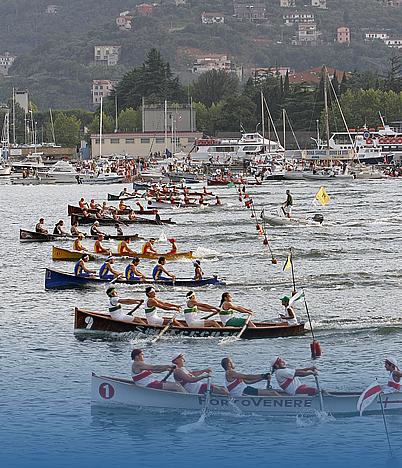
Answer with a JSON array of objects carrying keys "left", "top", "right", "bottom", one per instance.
[
  {"left": 106, "top": 285, "right": 144, "bottom": 323},
  {"left": 74, "top": 254, "right": 96, "bottom": 277},
  {"left": 99, "top": 256, "right": 122, "bottom": 280},
  {"left": 152, "top": 257, "right": 176, "bottom": 282},
  {"left": 167, "top": 238, "right": 177, "bottom": 254},
  {"left": 131, "top": 349, "right": 186, "bottom": 392},
  {"left": 221, "top": 357, "right": 279, "bottom": 397},
  {"left": 184, "top": 291, "right": 220, "bottom": 328},
  {"left": 144, "top": 286, "right": 182, "bottom": 327},
  {"left": 383, "top": 356, "right": 402, "bottom": 393},
  {"left": 282, "top": 190, "right": 293, "bottom": 218},
  {"left": 142, "top": 238, "right": 157, "bottom": 255},
  {"left": 118, "top": 237, "right": 137, "bottom": 256},
  {"left": 219, "top": 292, "right": 256, "bottom": 328},
  {"left": 125, "top": 257, "right": 147, "bottom": 282},
  {"left": 279, "top": 295, "right": 298, "bottom": 325},
  {"left": 53, "top": 220, "right": 68, "bottom": 236},
  {"left": 94, "top": 234, "right": 111, "bottom": 255},
  {"left": 193, "top": 260, "right": 203, "bottom": 281},
  {"left": 270, "top": 356, "right": 319, "bottom": 396},
  {"left": 172, "top": 353, "right": 228, "bottom": 395},
  {"left": 35, "top": 218, "right": 48, "bottom": 234},
  {"left": 90, "top": 221, "right": 105, "bottom": 237},
  {"left": 72, "top": 233, "right": 88, "bottom": 252}
]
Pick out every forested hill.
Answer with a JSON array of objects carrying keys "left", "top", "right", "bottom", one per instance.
[{"left": 1, "top": 0, "right": 402, "bottom": 110}]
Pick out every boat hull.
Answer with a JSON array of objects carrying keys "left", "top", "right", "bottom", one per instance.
[
  {"left": 67, "top": 205, "right": 157, "bottom": 217},
  {"left": 20, "top": 229, "right": 142, "bottom": 243},
  {"left": 91, "top": 374, "right": 402, "bottom": 416},
  {"left": 45, "top": 269, "right": 224, "bottom": 289},
  {"left": 51, "top": 246, "right": 194, "bottom": 261},
  {"left": 75, "top": 308, "right": 305, "bottom": 339},
  {"left": 261, "top": 214, "right": 321, "bottom": 227},
  {"left": 70, "top": 214, "right": 174, "bottom": 225}
]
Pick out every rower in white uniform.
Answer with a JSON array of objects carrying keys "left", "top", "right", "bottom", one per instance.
[
  {"left": 279, "top": 295, "right": 298, "bottom": 325},
  {"left": 172, "top": 353, "right": 228, "bottom": 395},
  {"left": 184, "top": 291, "right": 221, "bottom": 328},
  {"left": 270, "top": 356, "right": 319, "bottom": 396},
  {"left": 131, "top": 349, "right": 186, "bottom": 392},
  {"left": 383, "top": 356, "right": 402, "bottom": 393},
  {"left": 106, "top": 284, "right": 145, "bottom": 323},
  {"left": 144, "top": 286, "right": 183, "bottom": 327}
]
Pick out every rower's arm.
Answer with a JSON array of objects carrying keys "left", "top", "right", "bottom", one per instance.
[
  {"left": 229, "top": 370, "right": 265, "bottom": 384},
  {"left": 153, "top": 298, "right": 181, "bottom": 311},
  {"left": 194, "top": 301, "right": 220, "bottom": 313},
  {"left": 393, "top": 370, "right": 402, "bottom": 381},
  {"left": 161, "top": 266, "right": 175, "bottom": 278},
  {"left": 227, "top": 302, "right": 252, "bottom": 315},
  {"left": 174, "top": 369, "right": 207, "bottom": 383},
  {"left": 136, "top": 363, "right": 174, "bottom": 373},
  {"left": 295, "top": 368, "right": 317, "bottom": 377},
  {"left": 118, "top": 299, "right": 143, "bottom": 305}
]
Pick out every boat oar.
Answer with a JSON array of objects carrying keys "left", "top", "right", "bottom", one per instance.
[
  {"left": 200, "top": 375, "right": 212, "bottom": 420},
  {"left": 127, "top": 300, "right": 144, "bottom": 316},
  {"left": 303, "top": 295, "right": 322, "bottom": 359},
  {"left": 236, "top": 315, "right": 252, "bottom": 340},
  {"left": 261, "top": 221, "right": 277, "bottom": 264},
  {"left": 314, "top": 374, "right": 325, "bottom": 412},
  {"left": 378, "top": 391, "right": 393, "bottom": 455},
  {"left": 161, "top": 366, "right": 176, "bottom": 383},
  {"left": 150, "top": 311, "right": 179, "bottom": 344}
]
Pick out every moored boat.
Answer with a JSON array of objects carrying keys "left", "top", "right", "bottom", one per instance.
[
  {"left": 260, "top": 211, "right": 324, "bottom": 227},
  {"left": 70, "top": 214, "right": 175, "bottom": 226},
  {"left": 51, "top": 246, "right": 194, "bottom": 261},
  {"left": 45, "top": 269, "right": 224, "bottom": 289},
  {"left": 67, "top": 205, "right": 157, "bottom": 217},
  {"left": 91, "top": 373, "right": 402, "bottom": 416},
  {"left": 20, "top": 229, "right": 143, "bottom": 243},
  {"left": 76, "top": 308, "right": 305, "bottom": 339}
]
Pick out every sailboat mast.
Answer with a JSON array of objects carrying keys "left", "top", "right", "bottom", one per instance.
[
  {"left": 261, "top": 90, "right": 265, "bottom": 148},
  {"left": 49, "top": 108, "right": 56, "bottom": 145},
  {"left": 114, "top": 94, "right": 118, "bottom": 133},
  {"left": 282, "top": 108, "right": 286, "bottom": 151},
  {"left": 12, "top": 88, "right": 16, "bottom": 145},
  {"left": 323, "top": 68, "right": 330, "bottom": 149},
  {"left": 99, "top": 97, "right": 103, "bottom": 159}
]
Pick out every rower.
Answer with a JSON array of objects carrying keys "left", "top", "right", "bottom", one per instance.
[
  {"left": 136, "top": 201, "right": 145, "bottom": 213},
  {"left": 119, "top": 187, "right": 129, "bottom": 197},
  {"left": 219, "top": 292, "right": 256, "bottom": 328},
  {"left": 152, "top": 256, "right": 176, "bottom": 282},
  {"left": 221, "top": 357, "right": 279, "bottom": 397},
  {"left": 127, "top": 209, "right": 136, "bottom": 221},
  {"left": 167, "top": 238, "right": 177, "bottom": 254},
  {"left": 118, "top": 237, "right": 137, "bottom": 256},
  {"left": 89, "top": 199, "right": 97, "bottom": 210},
  {"left": 79, "top": 198, "right": 89, "bottom": 210},
  {"left": 106, "top": 284, "right": 144, "bottom": 323},
  {"left": 199, "top": 195, "right": 205, "bottom": 205},
  {"left": 215, "top": 195, "right": 222, "bottom": 206},
  {"left": 383, "top": 356, "right": 402, "bottom": 393},
  {"left": 279, "top": 295, "right": 298, "bottom": 325},
  {"left": 99, "top": 256, "right": 122, "bottom": 280},
  {"left": 90, "top": 221, "right": 105, "bottom": 237},
  {"left": 193, "top": 260, "right": 203, "bottom": 281},
  {"left": 172, "top": 353, "right": 228, "bottom": 395},
  {"left": 184, "top": 291, "right": 220, "bottom": 328},
  {"left": 74, "top": 254, "right": 96, "bottom": 277},
  {"left": 94, "top": 234, "right": 111, "bottom": 255},
  {"left": 270, "top": 356, "right": 319, "bottom": 396},
  {"left": 118, "top": 199, "right": 127, "bottom": 211},
  {"left": 131, "top": 349, "right": 186, "bottom": 392},
  {"left": 144, "top": 286, "right": 182, "bottom": 327},
  {"left": 35, "top": 218, "right": 48, "bottom": 234},
  {"left": 142, "top": 238, "right": 157, "bottom": 255},
  {"left": 72, "top": 233, "right": 88, "bottom": 252},
  {"left": 125, "top": 257, "right": 146, "bottom": 282},
  {"left": 282, "top": 189, "right": 293, "bottom": 218},
  {"left": 115, "top": 223, "right": 123, "bottom": 236},
  {"left": 71, "top": 220, "right": 84, "bottom": 237},
  {"left": 53, "top": 220, "right": 68, "bottom": 236}
]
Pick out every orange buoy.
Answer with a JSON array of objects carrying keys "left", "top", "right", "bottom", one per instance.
[{"left": 310, "top": 340, "right": 322, "bottom": 359}]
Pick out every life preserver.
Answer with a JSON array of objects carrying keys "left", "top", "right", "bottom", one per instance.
[
  {"left": 365, "top": 138, "right": 373, "bottom": 145},
  {"left": 378, "top": 138, "right": 386, "bottom": 144},
  {"left": 397, "top": 137, "right": 402, "bottom": 145}
]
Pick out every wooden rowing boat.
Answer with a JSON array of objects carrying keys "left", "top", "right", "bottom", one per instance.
[
  {"left": 67, "top": 205, "right": 157, "bottom": 217},
  {"left": 20, "top": 229, "right": 143, "bottom": 243},
  {"left": 70, "top": 214, "right": 175, "bottom": 225},
  {"left": 45, "top": 269, "right": 224, "bottom": 289},
  {"left": 91, "top": 373, "right": 402, "bottom": 416},
  {"left": 75, "top": 308, "right": 305, "bottom": 339},
  {"left": 51, "top": 246, "right": 194, "bottom": 261}
]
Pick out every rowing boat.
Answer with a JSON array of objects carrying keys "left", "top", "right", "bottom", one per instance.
[
  {"left": 67, "top": 205, "right": 157, "bottom": 216},
  {"left": 45, "top": 269, "right": 224, "bottom": 289},
  {"left": 51, "top": 246, "right": 194, "bottom": 261},
  {"left": 75, "top": 308, "right": 305, "bottom": 339},
  {"left": 260, "top": 212, "right": 324, "bottom": 227},
  {"left": 91, "top": 373, "right": 402, "bottom": 416},
  {"left": 70, "top": 214, "right": 175, "bottom": 225},
  {"left": 20, "top": 229, "right": 143, "bottom": 243}
]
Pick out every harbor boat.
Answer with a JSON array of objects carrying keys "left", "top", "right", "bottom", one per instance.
[
  {"left": 302, "top": 171, "right": 354, "bottom": 181},
  {"left": 45, "top": 269, "right": 224, "bottom": 289},
  {"left": 51, "top": 246, "right": 194, "bottom": 261},
  {"left": 67, "top": 205, "right": 157, "bottom": 217},
  {"left": 70, "top": 214, "right": 175, "bottom": 226},
  {"left": 20, "top": 229, "right": 143, "bottom": 243},
  {"left": 0, "top": 163, "right": 11, "bottom": 176},
  {"left": 76, "top": 308, "right": 305, "bottom": 339},
  {"left": 145, "top": 200, "right": 200, "bottom": 210},
  {"left": 79, "top": 172, "right": 126, "bottom": 185},
  {"left": 10, "top": 174, "right": 56, "bottom": 185},
  {"left": 38, "top": 160, "right": 79, "bottom": 184},
  {"left": 260, "top": 211, "right": 324, "bottom": 227},
  {"left": 11, "top": 152, "right": 47, "bottom": 172},
  {"left": 91, "top": 373, "right": 402, "bottom": 416},
  {"left": 108, "top": 193, "right": 144, "bottom": 201}
]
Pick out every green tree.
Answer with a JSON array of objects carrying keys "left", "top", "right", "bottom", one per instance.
[
  {"left": 215, "top": 95, "right": 257, "bottom": 133},
  {"left": 117, "top": 107, "right": 141, "bottom": 132},
  {"left": 88, "top": 112, "right": 115, "bottom": 135},
  {"left": 53, "top": 113, "right": 81, "bottom": 147},
  {"left": 191, "top": 70, "right": 239, "bottom": 107}
]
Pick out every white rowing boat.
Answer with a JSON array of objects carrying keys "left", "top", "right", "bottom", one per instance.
[
  {"left": 260, "top": 211, "right": 323, "bottom": 227},
  {"left": 91, "top": 374, "right": 402, "bottom": 416}
]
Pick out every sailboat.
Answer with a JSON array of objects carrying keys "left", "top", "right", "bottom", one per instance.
[{"left": 0, "top": 111, "right": 11, "bottom": 176}]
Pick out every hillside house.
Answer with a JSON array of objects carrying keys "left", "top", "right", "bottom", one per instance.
[
  {"left": 284, "top": 12, "right": 315, "bottom": 25},
  {"left": 116, "top": 13, "right": 133, "bottom": 30},
  {"left": 94, "top": 45, "right": 121, "bottom": 66},
  {"left": 201, "top": 12, "right": 225, "bottom": 24},
  {"left": 251, "top": 66, "right": 294, "bottom": 83},
  {"left": 233, "top": 3, "right": 267, "bottom": 22},
  {"left": 311, "top": 0, "right": 327, "bottom": 8},
  {"left": 191, "top": 54, "right": 242, "bottom": 80},
  {"left": 45, "top": 5, "right": 59, "bottom": 14},
  {"left": 280, "top": 0, "right": 296, "bottom": 6},
  {"left": 364, "top": 32, "right": 389, "bottom": 41},
  {"left": 175, "top": 0, "right": 187, "bottom": 5},
  {"left": 0, "top": 52, "right": 16, "bottom": 75},
  {"left": 337, "top": 26, "right": 350, "bottom": 44},
  {"left": 92, "top": 80, "right": 118, "bottom": 105},
  {"left": 385, "top": 37, "right": 402, "bottom": 48},
  {"left": 293, "top": 23, "right": 320, "bottom": 46},
  {"left": 137, "top": 3, "right": 154, "bottom": 15}
]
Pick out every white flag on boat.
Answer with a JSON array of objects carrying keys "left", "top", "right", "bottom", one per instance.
[
  {"left": 357, "top": 381, "right": 383, "bottom": 416},
  {"left": 158, "top": 230, "right": 168, "bottom": 243},
  {"left": 289, "top": 290, "right": 305, "bottom": 306}
]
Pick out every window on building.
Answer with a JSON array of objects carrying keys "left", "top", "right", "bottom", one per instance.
[
  {"left": 110, "top": 138, "right": 120, "bottom": 144},
  {"left": 155, "top": 137, "right": 165, "bottom": 143},
  {"left": 125, "top": 138, "right": 135, "bottom": 144},
  {"left": 141, "top": 138, "right": 150, "bottom": 143}
]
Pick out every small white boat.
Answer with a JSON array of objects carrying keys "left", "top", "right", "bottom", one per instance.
[
  {"left": 11, "top": 153, "right": 47, "bottom": 172},
  {"left": 261, "top": 210, "right": 323, "bottom": 227},
  {"left": 38, "top": 160, "right": 79, "bottom": 184},
  {"left": 10, "top": 174, "right": 56, "bottom": 185},
  {"left": 91, "top": 373, "right": 402, "bottom": 416},
  {"left": 283, "top": 170, "right": 305, "bottom": 180},
  {"left": 0, "top": 164, "right": 11, "bottom": 176},
  {"left": 80, "top": 172, "right": 125, "bottom": 185},
  {"left": 353, "top": 168, "right": 386, "bottom": 180}
]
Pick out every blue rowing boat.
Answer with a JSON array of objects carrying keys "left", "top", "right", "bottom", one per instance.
[{"left": 44, "top": 268, "right": 225, "bottom": 289}]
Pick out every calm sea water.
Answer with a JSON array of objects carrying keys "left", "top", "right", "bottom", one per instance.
[{"left": 1, "top": 178, "right": 402, "bottom": 468}]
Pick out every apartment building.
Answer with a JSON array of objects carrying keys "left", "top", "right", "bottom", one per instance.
[{"left": 94, "top": 45, "right": 121, "bottom": 66}]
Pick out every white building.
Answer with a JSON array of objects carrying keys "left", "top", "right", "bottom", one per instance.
[
  {"left": 251, "top": 66, "right": 294, "bottom": 82},
  {"left": 15, "top": 90, "right": 29, "bottom": 113},
  {"left": 175, "top": 0, "right": 187, "bottom": 5},
  {"left": 94, "top": 45, "right": 121, "bottom": 66},
  {"left": 92, "top": 80, "right": 118, "bottom": 105},
  {"left": 191, "top": 54, "right": 243, "bottom": 80},
  {"left": 294, "top": 23, "right": 320, "bottom": 46},
  {"left": 0, "top": 52, "right": 16, "bottom": 75},
  {"left": 201, "top": 12, "right": 225, "bottom": 24},
  {"left": 116, "top": 12, "right": 133, "bottom": 30},
  {"left": 45, "top": 4, "right": 59, "bottom": 14},
  {"left": 311, "top": 0, "right": 327, "bottom": 8},
  {"left": 283, "top": 12, "right": 315, "bottom": 25},
  {"left": 280, "top": 0, "right": 296, "bottom": 6},
  {"left": 385, "top": 38, "right": 402, "bottom": 48},
  {"left": 365, "top": 32, "right": 389, "bottom": 41}
]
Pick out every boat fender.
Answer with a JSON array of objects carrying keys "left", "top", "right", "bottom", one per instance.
[
  {"left": 310, "top": 340, "right": 322, "bottom": 358},
  {"left": 312, "top": 214, "right": 324, "bottom": 224}
]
